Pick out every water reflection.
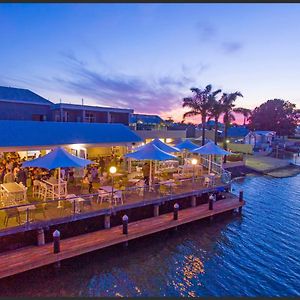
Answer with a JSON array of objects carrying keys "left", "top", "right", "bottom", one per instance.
[{"left": 0, "top": 174, "right": 299, "bottom": 296}]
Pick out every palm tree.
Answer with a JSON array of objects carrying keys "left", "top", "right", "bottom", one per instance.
[
  {"left": 222, "top": 92, "right": 243, "bottom": 162},
  {"left": 183, "top": 85, "right": 221, "bottom": 145},
  {"left": 208, "top": 97, "right": 224, "bottom": 145},
  {"left": 234, "top": 107, "right": 252, "bottom": 125}
]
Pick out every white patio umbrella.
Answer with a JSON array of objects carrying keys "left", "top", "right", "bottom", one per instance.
[
  {"left": 191, "top": 141, "right": 231, "bottom": 173},
  {"left": 22, "top": 147, "right": 93, "bottom": 206},
  {"left": 124, "top": 143, "right": 177, "bottom": 187}
]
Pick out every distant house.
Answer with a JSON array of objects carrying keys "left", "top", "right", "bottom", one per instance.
[
  {"left": 244, "top": 130, "right": 276, "bottom": 150},
  {"left": 220, "top": 126, "right": 250, "bottom": 143},
  {"left": 129, "top": 114, "right": 166, "bottom": 131},
  {"left": 0, "top": 86, "right": 53, "bottom": 121}
]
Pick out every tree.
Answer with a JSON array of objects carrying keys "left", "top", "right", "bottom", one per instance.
[
  {"left": 183, "top": 85, "right": 221, "bottom": 145},
  {"left": 222, "top": 92, "right": 243, "bottom": 162},
  {"left": 248, "top": 99, "right": 298, "bottom": 137},
  {"left": 208, "top": 98, "right": 224, "bottom": 144},
  {"left": 234, "top": 107, "right": 252, "bottom": 126}
]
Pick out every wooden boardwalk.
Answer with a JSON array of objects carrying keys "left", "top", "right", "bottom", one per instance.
[{"left": 0, "top": 195, "right": 244, "bottom": 280}]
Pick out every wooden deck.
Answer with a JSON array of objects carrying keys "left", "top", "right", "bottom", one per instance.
[{"left": 0, "top": 195, "right": 244, "bottom": 280}]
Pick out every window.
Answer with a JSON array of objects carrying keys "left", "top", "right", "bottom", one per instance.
[{"left": 84, "top": 112, "right": 95, "bottom": 123}]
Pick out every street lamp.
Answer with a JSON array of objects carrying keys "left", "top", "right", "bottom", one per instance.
[
  {"left": 109, "top": 166, "right": 117, "bottom": 203},
  {"left": 191, "top": 158, "right": 197, "bottom": 184}
]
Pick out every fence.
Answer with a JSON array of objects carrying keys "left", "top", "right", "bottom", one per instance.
[{"left": 0, "top": 175, "right": 227, "bottom": 231}]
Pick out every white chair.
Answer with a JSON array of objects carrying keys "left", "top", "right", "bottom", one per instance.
[
  {"left": 97, "top": 189, "right": 110, "bottom": 204},
  {"left": 113, "top": 190, "right": 123, "bottom": 205},
  {"left": 33, "top": 180, "right": 41, "bottom": 198}
]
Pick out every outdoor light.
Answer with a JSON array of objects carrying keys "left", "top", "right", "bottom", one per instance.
[
  {"left": 191, "top": 158, "right": 198, "bottom": 165},
  {"left": 226, "top": 139, "right": 230, "bottom": 143},
  {"left": 109, "top": 166, "right": 117, "bottom": 174}
]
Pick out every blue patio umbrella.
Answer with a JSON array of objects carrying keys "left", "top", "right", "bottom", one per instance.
[
  {"left": 175, "top": 139, "right": 199, "bottom": 152},
  {"left": 22, "top": 147, "right": 93, "bottom": 204},
  {"left": 125, "top": 143, "right": 177, "bottom": 186},
  {"left": 191, "top": 141, "right": 231, "bottom": 173},
  {"left": 134, "top": 138, "right": 179, "bottom": 153}
]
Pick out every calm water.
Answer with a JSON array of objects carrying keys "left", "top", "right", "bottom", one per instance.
[{"left": 0, "top": 174, "right": 299, "bottom": 297}]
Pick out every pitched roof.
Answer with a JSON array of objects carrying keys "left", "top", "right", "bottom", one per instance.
[
  {"left": 0, "top": 86, "right": 53, "bottom": 105},
  {"left": 130, "top": 114, "right": 165, "bottom": 125},
  {"left": 0, "top": 121, "right": 142, "bottom": 151},
  {"left": 221, "top": 126, "right": 249, "bottom": 138}
]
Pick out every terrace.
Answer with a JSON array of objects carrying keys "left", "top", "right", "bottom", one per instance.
[{"left": 0, "top": 157, "right": 231, "bottom": 234}]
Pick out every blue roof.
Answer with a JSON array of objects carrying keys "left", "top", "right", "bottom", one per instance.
[
  {"left": 221, "top": 126, "right": 249, "bottom": 138},
  {"left": 0, "top": 121, "right": 142, "bottom": 150},
  {"left": 130, "top": 114, "right": 165, "bottom": 125},
  {"left": 0, "top": 86, "right": 53, "bottom": 105}
]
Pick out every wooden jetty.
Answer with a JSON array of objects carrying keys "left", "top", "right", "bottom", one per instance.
[{"left": 0, "top": 194, "right": 244, "bottom": 280}]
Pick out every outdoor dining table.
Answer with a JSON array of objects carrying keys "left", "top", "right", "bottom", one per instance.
[
  {"left": 159, "top": 179, "right": 177, "bottom": 187},
  {"left": 100, "top": 186, "right": 121, "bottom": 193},
  {"left": 0, "top": 182, "right": 26, "bottom": 202},
  {"left": 66, "top": 194, "right": 86, "bottom": 213}
]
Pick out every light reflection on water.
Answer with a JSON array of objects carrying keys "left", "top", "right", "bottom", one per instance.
[{"left": 0, "top": 174, "right": 299, "bottom": 297}]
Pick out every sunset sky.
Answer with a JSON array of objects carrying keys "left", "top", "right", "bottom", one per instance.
[{"left": 1, "top": 3, "right": 300, "bottom": 124}]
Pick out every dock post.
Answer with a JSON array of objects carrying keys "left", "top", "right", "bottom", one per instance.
[
  {"left": 154, "top": 204, "right": 160, "bottom": 217},
  {"left": 191, "top": 196, "right": 197, "bottom": 207},
  {"left": 122, "top": 215, "right": 128, "bottom": 235},
  {"left": 239, "top": 190, "right": 243, "bottom": 214},
  {"left": 173, "top": 203, "right": 179, "bottom": 220},
  {"left": 208, "top": 194, "right": 214, "bottom": 210},
  {"left": 37, "top": 228, "right": 45, "bottom": 246},
  {"left": 104, "top": 214, "right": 111, "bottom": 229},
  {"left": 53, "top": 230, "right": 61, "bottom": 254}
]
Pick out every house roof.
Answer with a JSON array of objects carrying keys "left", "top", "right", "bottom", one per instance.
[
  {"left": 221, "top": 126, "right": 249, "bottom": 138},
  {"left": 52, "top": 103, "right": 133, "bottom": 114},
  {"left": 130, "top": 114, "right": 165, "bottom": 125},
  {"left": 0, "top": 86, "right": 53, "bottom": 105},
  {"left": 0, "top": 121, "right": 142, "bottom": 151}
]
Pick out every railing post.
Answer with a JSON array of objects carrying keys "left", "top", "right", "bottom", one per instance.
[
  {"left": 26, "top": 207, "right": 29, "bottom": 224},
  {"left": 122, "top": 215, "right": 128, "bottom": 234},
  {"left": 173, "top": 203, "right": 179, "bottom": 220},
  {"left": 53, "top": 230, "right": 60, "bottom": 254},
  {"left": 239, "top": 190, "right": 244, "bottom": 202}
]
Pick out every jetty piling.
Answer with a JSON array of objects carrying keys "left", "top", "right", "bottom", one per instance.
[
  {"left": 173, "top": 203, "right": 179, "bottom": 220},
  {"left": 122, "top": 215, "right": 128, "bottom": 235},
  {"left": 53, "top": 230, "right": 61, "bottom": 254},
  {"left": 239, "top": 190, "right": 244, "bottom": 214}
]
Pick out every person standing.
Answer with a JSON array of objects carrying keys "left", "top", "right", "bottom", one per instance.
[{"left": 142, "top": 162, "right": 150, "bottom": 186}]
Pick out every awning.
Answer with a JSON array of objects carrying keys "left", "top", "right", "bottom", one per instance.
[{"left": 0, "top": 120, "right": 142, "bottom": 151}]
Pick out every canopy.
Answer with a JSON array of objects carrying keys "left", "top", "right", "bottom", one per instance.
[
  {"left": 134, "top": 138, "right": 179, "bottom": 153},
  {"left": 125, "top": 143, "right": 177, "bottom": 161},
  {"left": 175, "top": 139, "right": 199, "bottom": 152},
  {"left": 192, "top": 141, "right": 231, "bottom": 156},
  {"left": 22, "top": 147, "right": 93, "bottom": 169}
]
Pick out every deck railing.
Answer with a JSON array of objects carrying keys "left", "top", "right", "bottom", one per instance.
[
  {"left": 0, "top": 175, "right": 229, "bottom": 232},
  {"left": 200, "top": 157, "right": 232, "bottom": 184}
]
